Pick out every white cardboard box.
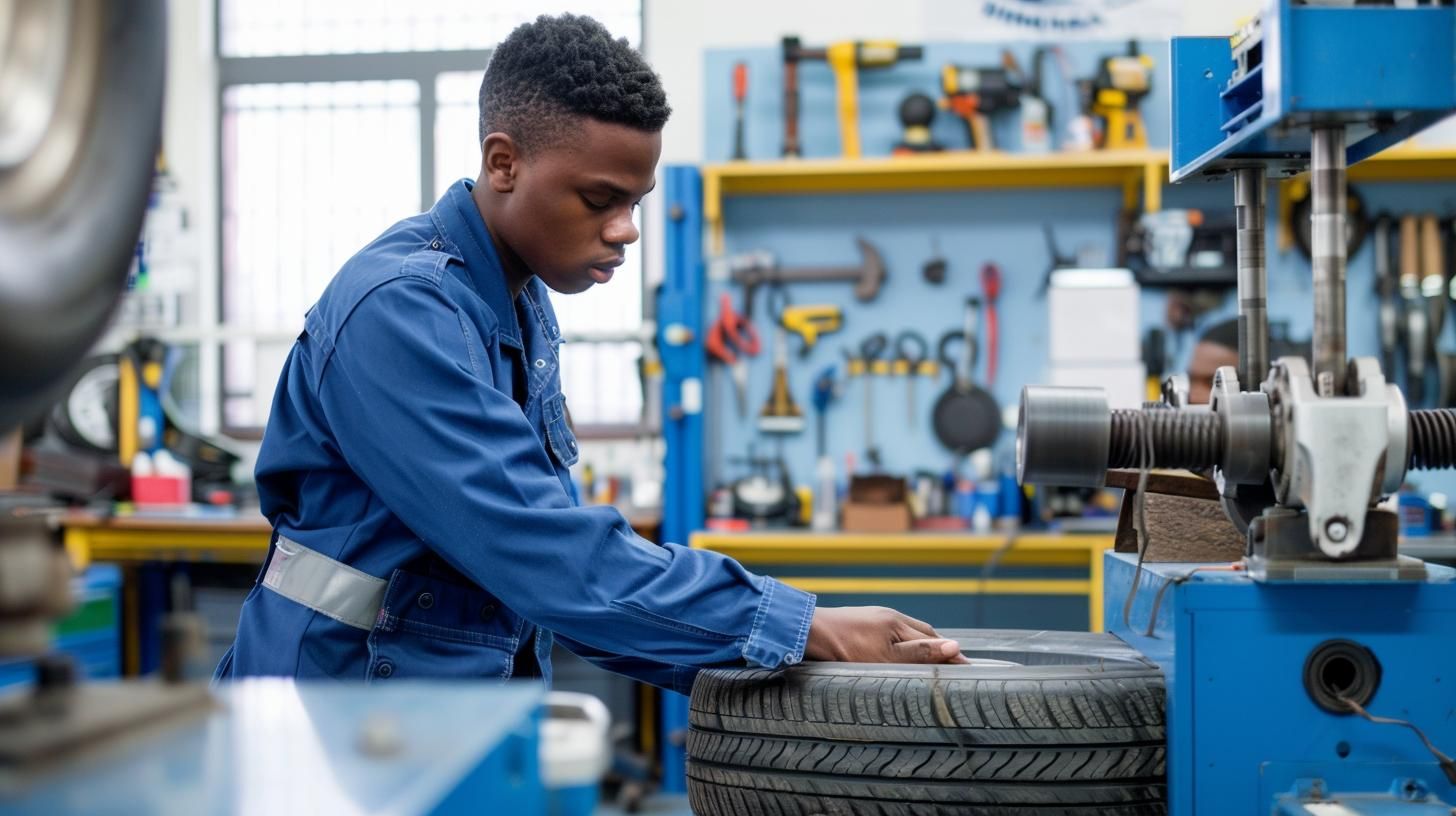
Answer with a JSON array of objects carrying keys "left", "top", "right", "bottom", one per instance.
[{"left": 1048, "top": 269, "right": 1141, "bottom": 364}]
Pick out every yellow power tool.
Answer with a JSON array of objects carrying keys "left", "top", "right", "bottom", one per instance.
[
  {"left": 782, "top": 304, "right": 844, "bottom": 355},
  {"left": 1092, "top": 41, "right": 1154, "bottom": 150},
  {"left": 783, "top": 37, "right": 923, "bottom": 158}
]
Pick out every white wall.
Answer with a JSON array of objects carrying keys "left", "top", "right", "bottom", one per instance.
[{"left": 162, "top": 0, "right": 221, "bottom": 433}]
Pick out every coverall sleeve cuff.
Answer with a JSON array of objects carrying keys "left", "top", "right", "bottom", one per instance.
[{"left": 740, "top": 577, "right": 816, "bottom": 669}]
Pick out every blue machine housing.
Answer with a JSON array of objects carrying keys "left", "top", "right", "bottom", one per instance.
[
  {"left": 4, "top": 680, "right": 548, "bottom": 815},
  {"left": 1170, "top": 0, "right": 1456, "bottom": 182},
  {"left": 1106, "top": 552, "right": 1456, "bottom": 813}
]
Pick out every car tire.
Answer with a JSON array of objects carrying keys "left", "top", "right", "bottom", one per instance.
[
  {"left": 0, "top": 0, "right": 166, "bottom": 429},
  {"left": 687, "top": 629, "right": 1166, "bottom": 815}
]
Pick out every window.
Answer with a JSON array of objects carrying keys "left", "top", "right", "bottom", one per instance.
[{"left": 217, "top": 1, "right": 646, "bottom": 433}]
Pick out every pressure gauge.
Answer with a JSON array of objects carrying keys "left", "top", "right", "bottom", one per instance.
[{"left": 51, "top": 355, "right": 119, "bottom": 454}]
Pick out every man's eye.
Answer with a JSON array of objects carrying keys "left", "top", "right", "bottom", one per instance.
[{"left": 582, "top": 195, "right": 610, "bottom": 211}]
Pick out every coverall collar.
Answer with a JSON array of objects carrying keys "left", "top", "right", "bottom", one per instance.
[{"left": 432, "top": 179, "right": 524, "bottom": 351}]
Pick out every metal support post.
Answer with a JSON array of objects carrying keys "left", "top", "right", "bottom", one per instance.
[
  {"left": 1310, "top": 127, "right": 1348, "bottom": 396},
  {"left": 1234, "top": 166, "right": 1268, "bottom": 390}
]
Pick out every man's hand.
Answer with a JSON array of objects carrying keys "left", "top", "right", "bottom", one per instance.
[{"left": 805, "top": 607, "right": 969, "bottom": 664}]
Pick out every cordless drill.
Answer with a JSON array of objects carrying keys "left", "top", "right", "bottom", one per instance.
[
  {"left": 1091, "top": 41, "right": 1153, "bottom": 150},
  {"left": 940, "top": 55, "right": 1023, "bottom": 152}
]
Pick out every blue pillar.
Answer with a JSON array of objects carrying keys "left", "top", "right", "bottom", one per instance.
[{"left": 655, "top": 164, "right": 706, "bottom": 793}]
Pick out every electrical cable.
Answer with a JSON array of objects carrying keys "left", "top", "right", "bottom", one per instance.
[
  {"left": 1142, "top": 564, "right": 1243, "bottom": 637},
  {"left": 1120, "top": 411, "right": 1155, "bottom": 630},
  {"left": 973, "top": 524, "right": 1018, "bottom": 629},
  {"left": 1339, "top": 696, "right": 1456, "bottom": 784}
]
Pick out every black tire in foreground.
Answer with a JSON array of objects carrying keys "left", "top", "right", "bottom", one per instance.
[{"left": 686, "top": 629, "right": 1166, "bottom": 816}]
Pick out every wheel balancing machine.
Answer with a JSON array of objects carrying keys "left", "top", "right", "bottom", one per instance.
[{"left": 1014, "top": 3, "right": 1456, "bottom": 813}]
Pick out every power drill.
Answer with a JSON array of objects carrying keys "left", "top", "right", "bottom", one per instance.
[
  {"left": 1091, "top": 41, "right": 1153, "bottom": 150},
  {"left": 782, "top": 37, "right": 923, "bottom": 158},
  {"left": 939, "top": 53, "right": 1023, "bottom": 152}
]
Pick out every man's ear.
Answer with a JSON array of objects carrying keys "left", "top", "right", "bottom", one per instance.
[{"left": 481, "top": 132, "right": 519, "bottom": 193}]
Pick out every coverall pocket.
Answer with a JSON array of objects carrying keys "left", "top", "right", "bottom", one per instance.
[
  {"left": 365, "top": 568, "right": 522, "bottom": 681},
  {"left": 544, "top": 392, "right": 579, "bottom": 468}
]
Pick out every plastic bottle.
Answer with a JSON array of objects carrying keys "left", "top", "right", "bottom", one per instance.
[{"left": 812, "top": 455, "right": 838, "bottom": 531}]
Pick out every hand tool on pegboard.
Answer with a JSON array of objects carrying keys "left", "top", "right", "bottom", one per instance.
[
  {"left": 782, "top": 304, "right": 843, "bottom": 356},
  {"left": 891, "top": 92, "right": 943, "bottom": 155},
  {"left": 758, "top": 287, "right": 806, "bottom": 435},
  {"left": 922, "top": 236, "right": 947, "bottom": 285},
  {"left": 1400, "top": 213, "right": 1429, "bottom": 404},
  {"left": 730, "top": 236, "right": 886, "bottom": 318},
  {"left": 780, "top": 36, "right": 923, "bottom": 158},
  {"left": 731, "top": 61, "right": 748, "bottom": 161},
  {"left": 1373, "top": 214, "right": 1399, "bottom": 380},
  {"left": 892, "top": 330, "right": 930, "bottom": 429},
  {"left": 705, "top": 292, "right": 761, "bottom": 419},
  {"left": 1421, "top": 213, "right": 1447, "bottom": 352},
  {"left": 980, "top": 262, "right": 1002, "bottom": 387},
  {"left": 810, "top": 364, "right": 841, "bottom": 531},
  {"left": 1421, "top": 212, "right": 1455, "bottom": 408},
  {"left": 1037, "top": 223, "right": 1077, "bottom": 297},
  {"left": 845, "top": 332, "right": 888, "bottom": 468},
  {"left": 932, "top": 298, "right": 1000, "bottom": 454}
]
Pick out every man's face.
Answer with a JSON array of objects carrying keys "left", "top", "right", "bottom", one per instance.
[
  {"left": 499, "top": 118, "right": 660, "bottom": 295},
  {"left": 1188, "top": 341, "right": 1239, "bottom": 404}
]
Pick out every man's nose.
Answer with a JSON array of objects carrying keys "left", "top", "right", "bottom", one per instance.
[{"left": 603, "top": 211, "right": 639, "bottom": 246}]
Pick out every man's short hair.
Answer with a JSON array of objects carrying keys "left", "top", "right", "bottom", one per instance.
[
  {"left": 1199, "top": 318, "right": 1240, "bottom": 352},
  {"left": 478, "top": 14, "right": 671, "bottom": 154}
]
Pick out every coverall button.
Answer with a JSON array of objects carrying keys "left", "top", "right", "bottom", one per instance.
[
  {"left": 429, "top": 239, "right": 441, "bottom": 250},
  {"left": 375, "top": 661, "right": 394, "bottom": 679},
  {"left": 416, "top": 592, "right": 434, "bottom": 610},
  {"left": 534, "top": 359, "right": 546, "bottom": 369},
  {"left": 480, "top": 603, "right": 497, "bottom": 621}
]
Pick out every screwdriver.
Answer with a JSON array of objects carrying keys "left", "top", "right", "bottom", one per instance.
[{"left": 732, "top": 61, "right": 748, "bottom": 160}]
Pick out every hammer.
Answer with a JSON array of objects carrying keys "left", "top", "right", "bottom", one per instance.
[{"left": 731, "top": 237, "right": 887, "bottom": 319}]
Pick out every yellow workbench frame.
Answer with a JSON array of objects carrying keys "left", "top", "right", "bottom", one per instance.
[
  {"left": 691, "top": 531, "right": 1113, "bottom": 632},
  {"left": 63, "top": 512, "right": 272, "bottom": 570}
]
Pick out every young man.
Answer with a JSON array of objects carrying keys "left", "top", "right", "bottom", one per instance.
[
  {"left": 1187, "top": 319, "right": 1240, "bottom": 404},
  {"left": 217, "top": 14, "right": 964, "bottom": 689}
]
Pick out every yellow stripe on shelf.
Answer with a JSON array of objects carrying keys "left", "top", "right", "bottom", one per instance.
[
  {"left": 780, "top": 578, "right": 1092, "bottom": 595},
  {"left": 691, "top": 532, "right": 1112, "bottom": 567}
]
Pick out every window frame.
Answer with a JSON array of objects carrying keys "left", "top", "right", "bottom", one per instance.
[{"left": 212, "top": 5, "right": 650, "bottom": 440}]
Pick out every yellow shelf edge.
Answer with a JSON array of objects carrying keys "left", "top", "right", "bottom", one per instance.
[
  {"left": 704, "top": 145, "right": 1456, "bottom": 209},
  {"left": 780, "top": 577, "right": 1092, "bottom": 595},
  {"left": 704, "top": 149, "right": 1167, "bottom": 178},
  {"left": 690, "top": 532, "right": 1112, "bottom": 548}
]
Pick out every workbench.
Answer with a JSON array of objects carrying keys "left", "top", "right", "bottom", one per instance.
[
  {"left": 62, "top": 509, "right": 272, "bottom": 570},
  {"left": 62, "top": 507, "right": 663, "bottom": 570}
]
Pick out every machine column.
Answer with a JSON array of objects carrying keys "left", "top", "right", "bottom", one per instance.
[
  {"left": 1311, "top": 126, "right": 1348, "bottom": 396},
  {"left": 1234, "top": 166, "right": 1268, "bottom": 389}
]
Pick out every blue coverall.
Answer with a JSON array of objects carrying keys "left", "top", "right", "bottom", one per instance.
[{"left": 216, "top": 180, "right": 816, "bottom": 692}]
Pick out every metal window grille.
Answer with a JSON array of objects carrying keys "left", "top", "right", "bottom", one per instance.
[{"left": 216, "top": 1, "right": 646, "bottom": 434}]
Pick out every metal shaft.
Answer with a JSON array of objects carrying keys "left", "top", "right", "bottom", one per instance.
[
  {"left": 1311, "top": 127, "right": 1348, "bottom": 396},
  {"left": 1234, "top": 167, "right": 1268, "bottom": 389}
]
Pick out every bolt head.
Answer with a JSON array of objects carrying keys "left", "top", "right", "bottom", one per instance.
[{"left": 1325, "top": 518, "right": 1350, "bottom": 543}]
